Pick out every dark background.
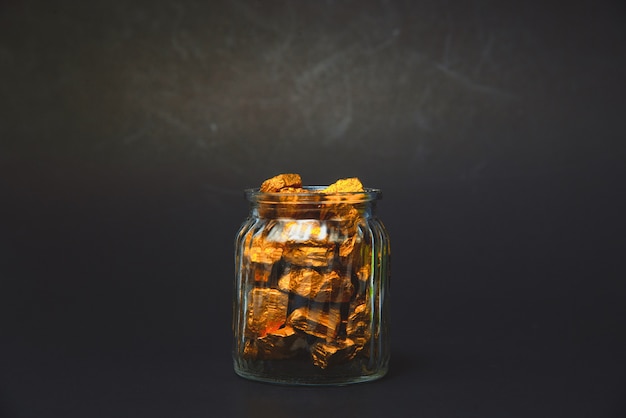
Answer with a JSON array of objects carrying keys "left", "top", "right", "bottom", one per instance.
[{"left": 1, "top": 0, "right": 625, "bottom": 417}]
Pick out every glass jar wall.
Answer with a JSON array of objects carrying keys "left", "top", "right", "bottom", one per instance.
[{"left": 232, "top": 187, "right": 390, "bottom": 385}]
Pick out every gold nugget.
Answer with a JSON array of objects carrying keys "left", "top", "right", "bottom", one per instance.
[
  {"left": 346, "top": 301, "right": 371, "bottom": 348},
  {"left": 244, "top": 230, "right": 284, "bottom": 265},
  {"left": 287, "top": 306, "right": 342, "bottom": 340},
  {"left": 278, "top": 268, "right": 354, "bottom": 303},
  {"left": 242, "top": 339, "right": 258, "bottom": 359},
  {"left": 260, "top": 173, "right": 302, "bottom": 193},
  {"left": 356, "top": 264, "right": 371, "bottom": 282},
  {"left": 311, "top": 338, "right": 357, "bottom": 369},
  {"left": 339, "top": 234, "right": 358, "bottom": 258},
  {"left": 321, "top": 178, "right": 364, "bottom": 194},
  {"left": 282, "top": 244, "right": 334, "bottom": 268},
  {"left": 246, "top": 288, "right": 289, "bottom": 337},
  {"left": 256, "top": 325, "right": 307, "bottom": 360}
]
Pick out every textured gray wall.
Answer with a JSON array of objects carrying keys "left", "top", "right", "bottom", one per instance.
[{"left": 3, "top": 0, "right": 623, "bottom": 187}]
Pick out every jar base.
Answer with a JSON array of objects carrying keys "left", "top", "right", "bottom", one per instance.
[{"left": 233, "top": 358, "right": 388, "bottom": 386}]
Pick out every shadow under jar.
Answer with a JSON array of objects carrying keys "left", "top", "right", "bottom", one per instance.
[{"left": 232, "top": 187, "right": 390, "bottom": 385}]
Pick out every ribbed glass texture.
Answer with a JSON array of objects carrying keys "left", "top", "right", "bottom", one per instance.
[{"left": 233, "top": 187, "right": 390, "bottom": 385}]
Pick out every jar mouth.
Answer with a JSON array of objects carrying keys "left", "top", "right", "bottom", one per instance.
[{"left": 245, "top": 186, "right": 382, "bottom": 204}]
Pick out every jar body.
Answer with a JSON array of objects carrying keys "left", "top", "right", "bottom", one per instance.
[{"left": 232, "top": 189, "right": 390, "bottom": 385}]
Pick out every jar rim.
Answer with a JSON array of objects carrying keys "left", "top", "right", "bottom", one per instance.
[{"left": 244, "top": 186, "right": 382, "bottom": 203}]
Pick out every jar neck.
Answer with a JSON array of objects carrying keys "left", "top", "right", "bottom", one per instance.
[{"left": 245, "top": 188, "right": 381, "bottom": 220}]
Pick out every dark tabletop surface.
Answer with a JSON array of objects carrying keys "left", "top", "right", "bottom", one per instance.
[{"left": 1, "top": 1, "right": 625, "bottom": 417}]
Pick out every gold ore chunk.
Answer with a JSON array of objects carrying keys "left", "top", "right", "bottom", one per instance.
[
  {"left": 321, "top": 177, "right": 364, "bottom": 193},
  {"left": 282, "top": 244, "right": 334, "bottom": 267},
  {"left": 278, "top": 268, "right": 354, "bottom": 303},
  {"left": 256, "top": 325, "right": 307, "bottom": 360},
  {"left": 311, "top": 339, "right": 358, "bottom": 369},
  {"left": 242, "top": 339, "right": 258, "bottom": 359},
  {"left": 260, "top": 173, "right": 302, "bottom": 193},
  {"left": 356, "top": 265, "right": 371, "bottom": 282},
  {"left": 346, "top": 302, "right": 371, "bottom": 348},
  {"left": 287, "top": 306, "right": 342, "bottom": 340},
  {"left": 246, "top": 288, "right": 289, "bottom": 337},
  {"left": 250, "top": 262, "right": 273, "bottom": 283},
  {"left": 245, "top": 233, "right": 284, "bottom": 265},
  {"left": 339, "top": 234, "right": 358, "bottom": 258}
]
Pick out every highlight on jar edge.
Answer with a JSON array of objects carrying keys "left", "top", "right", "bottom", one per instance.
[{"left": 233, "top": 174, "right": 390, "bottom": 385}]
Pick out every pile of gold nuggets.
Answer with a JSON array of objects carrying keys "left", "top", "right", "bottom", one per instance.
[{"left": 239, "top": 174, "right": 375, "bottom": 369}]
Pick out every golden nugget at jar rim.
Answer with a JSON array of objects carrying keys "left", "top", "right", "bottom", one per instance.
[{"left": 232, "top": 174, "right": 391, "bottom": 385}]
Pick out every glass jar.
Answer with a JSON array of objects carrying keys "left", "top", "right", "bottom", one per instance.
[{"left": 232, "top": 186, "right": 390, "bottom": 385}]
